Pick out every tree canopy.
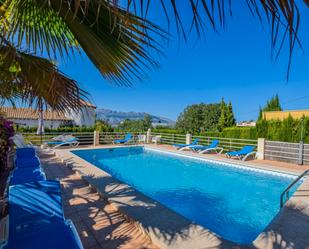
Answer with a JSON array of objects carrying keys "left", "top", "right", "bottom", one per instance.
[
  {"left": 258, "top": 94, "right": 282, "bottom": 120},
  {"left": 176, "top": 102, "right": 220, "bottom": 133},
  {"left": 116, "top": 115, "right": 152, "bottom": 132}
]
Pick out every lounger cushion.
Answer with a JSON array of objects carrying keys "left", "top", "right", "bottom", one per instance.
[
  {"left": 3, "top": 221, "right": 83, "bottom": 249},
  {"left": 8, "top": 180, "right": 64, "bottom": 232},
  {"left": 9, "top": 168, "right": 46, "bottom": 186},
  {"left": 16, "top": 147, "right": 36, "bottom": 159},
  {"left": 15, "top": 156, "right": 40, "bottom": 169},
  {"left": 47, "top": 138, "right": 77, "bottom": 145}
]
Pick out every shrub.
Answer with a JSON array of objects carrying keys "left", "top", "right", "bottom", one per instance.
[{"left": 0, "top": 116, "right": 14, "bottom": 172}]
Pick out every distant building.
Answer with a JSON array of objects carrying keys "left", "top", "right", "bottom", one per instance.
[
  {"left": 0, "top": 100, "right": 96, "bottom": 128},
  {"left": 236, "top": 121, "right": 256, "bottom": 127},
  {"left": 263, "top": 109, "right": 309, "bottom": 121}
]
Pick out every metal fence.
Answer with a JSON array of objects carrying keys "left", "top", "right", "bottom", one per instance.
[
  {"left": 99, "top": 132, "right": 146, "bottom": 145},
  {"left": 151, "top": 132, "right": 186, "bottom": 145},
  {"left": 265, "top": 140, "right": 309, "bottom": 165},
  {"left": 18, "top": 131, "right": 309, "bottom": 165},
  {"left": 192, "top": 135, "right": 257, "bottom": 152},
  {"left": 150, "top": 132, "right": 257, "bottom": 152},
  {"left": 21, "top": 132, "right": 94, "bottom": 146}
]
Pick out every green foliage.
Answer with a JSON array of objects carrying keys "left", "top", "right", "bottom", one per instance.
[
  {"left": 0, "top": 116, "right": 14, "bottom": 171},
  {"left": 256, "top": 116, "right": 309, "bottom": 143},
  {"left": 218, "top": 99, "right": 236, "bottom": 131},
  {"left": 158, "top": 116, "right": 309, "bottom": 143},
  {"left": 15, "top": 125, "right": 95, "bottom": 132},
  {"left": 265, "top": 94, "right": 282, "bottom": 111},
  {"left": 176, "top": 103, "right": 221, "bottom": 133},
  {"left": 116, "top": 115, "right": 152, "bottom": 132},
  {"left": 95, "top": 120, "right": 113, "bottom": 132}
]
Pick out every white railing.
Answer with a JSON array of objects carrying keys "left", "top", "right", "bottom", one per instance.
[
  {"left": 99, "top": 132, "right": 146, "bottom": 145},
  {"left": 192, "top": 135, "right": 257, "bottom": 152},
  {"left": 18, "top": 131, "right": 308, "bottom": 165},
  {"left": 20, "top": 132, "right": 94, "bottom": 145},
  {"left": 151, "top": 132, "right": 257, "bottom": 152},
  {"left": 151, "top": 132, "right": 186, "bottom": 145}
]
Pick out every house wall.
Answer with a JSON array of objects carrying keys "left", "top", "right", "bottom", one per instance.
[
  {"left": 8, "top": 118, "right": 64, "bottom": 128},
  {"left": 263, "top": 110, "right": 309, "bottom": 120},
  {"left": 68, "top": 107, "right": 95, "bottom": 127}
]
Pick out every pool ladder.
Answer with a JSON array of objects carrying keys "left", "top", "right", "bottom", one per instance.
[{"left": 280, "top": 169, "right": 309, "bottom": 208}]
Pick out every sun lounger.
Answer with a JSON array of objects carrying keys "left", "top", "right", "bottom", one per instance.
[
  {"left": 16, "top": 147, "right": 36, "bottom": 158},
  {"left": 12, "top": 134, "right": 36, "bottom": 148},
  {"left": 46, "top": 137, "right": 79, "bottom": 149},
  {"left": 1, "top": 180, "right": 83, "bottom": 249},
  {"left": 9, "top": 168, "right": 46, "bottom": 186},
  {"left": 113, "top": 133, "right": 133, "bottom": 144},
  {"left": 189, "top": 140, "right": 224, "bottom": 154},
  {"left": 1, "top": 219, "right": 83, "bottom": 249},
  {"left": 151, "top": 135, "right": 161, "bottom": 144},
  {"left": 137, "top": 134, "right": 146, "bottom": 143},
  {"left": 226, "top": 145, "right": 256, "bottom": 161},
  {"left": 14, "top": 148, "right": 41, "bottom": 169},
  {"left": 173, "top": 138, "right": 199, "bottom": 150}
]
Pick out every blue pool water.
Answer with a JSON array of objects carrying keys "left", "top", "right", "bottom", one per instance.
[{"left": 72, "top": 147, "right": 297, "bottom": 244}]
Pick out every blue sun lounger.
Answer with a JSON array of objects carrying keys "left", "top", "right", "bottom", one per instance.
[
  {"left": 226, "top": 145, "right": 256, "bottom": 161},
  {"left": 9, "top": 167, "right": 46, "bottom": 186},
  {"left": 16, "top": 147, "right": 36, "bottom": 158},
  {"left": 2, "top": 220, "right": 83, "bottom": 249},
  {"left": 173, "top": 138, "right": 199, "bottom": 150},
  {"left": 1, "top": 180, "right": 83, "bottom": 249},
  {"left": 188, "top": 140, "right": 224, "bottom": 154},
  {"left": 113, "top": 133, "right": 133, "bottom": 144},
  {"left": 15, "top": 147, "right": 41, "bottom": 169}
]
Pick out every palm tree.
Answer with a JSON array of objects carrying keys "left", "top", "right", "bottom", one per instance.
[
  {"left": 0, "top": 0, "right": 306, "bottom": 110},
  {"left": 0, "top": 39, "right": 88, "bottom": 112}
]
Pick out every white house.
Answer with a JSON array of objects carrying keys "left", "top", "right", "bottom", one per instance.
[
  {"left": 66, "top": 100, "right": 96, "bottom": 127},
  {"left": 0, "top": 101, "right": 96, "bottom": 128}
]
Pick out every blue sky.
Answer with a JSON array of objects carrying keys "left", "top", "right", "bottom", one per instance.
[{"left": 59, "top": 2, "right": 309, "bottom": 122}]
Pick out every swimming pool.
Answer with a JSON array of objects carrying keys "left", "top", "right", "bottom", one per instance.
[{"left": 71, "top": 146, "right": 298, "bottom": 244}]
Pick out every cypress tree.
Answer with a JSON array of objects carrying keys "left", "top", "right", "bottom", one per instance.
[
  {"left": 218, "top": 98, "right": 227, "bottom": 131},
  {"left": 226, "top": 102, "right": 236, "bottom": 127}
]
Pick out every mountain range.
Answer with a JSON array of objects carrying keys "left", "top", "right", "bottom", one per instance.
[{"left": 95, "top": 108, "right": 175, "bottom": 127}]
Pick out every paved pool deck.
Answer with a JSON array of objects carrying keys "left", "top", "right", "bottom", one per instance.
[
  {"left": 39, "top": 152, "right": 158, "bottom": 249},
  {"left": 50, "top": 144, "right": 309, "bottom": 249}
]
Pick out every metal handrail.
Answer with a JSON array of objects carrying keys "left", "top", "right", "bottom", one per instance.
[{"left": 280, "top": 169, "right": 309, "bottom": 208}]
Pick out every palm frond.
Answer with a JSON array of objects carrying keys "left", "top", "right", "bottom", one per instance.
[
  {"left": 0, "top": 0, "right": 78, "bottom": 58},
  {"left": 77, "top": 0, "right": 302, "bottom": 78},
  {"left": 0, "top": 0, "right": 167, "bottom": 85},
  {"left": 0, "top": 42, "right": 89, "bottom": 113}
]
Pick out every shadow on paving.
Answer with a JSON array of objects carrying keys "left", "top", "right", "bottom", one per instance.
[
  {"left": 40, "top": 152, "right": 158, "bottom": 249},
  {"left": 42, "top": 152, "right": 309, "bottom": 249}
]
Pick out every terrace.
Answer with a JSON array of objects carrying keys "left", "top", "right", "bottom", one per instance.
[{"left": 2, "top": 131, "right": 308, "bottom": 249}]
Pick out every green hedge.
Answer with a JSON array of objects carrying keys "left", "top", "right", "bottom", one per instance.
[
  {"left": 16, "top": 126, "right": 95, "bottom": 132},
  {"left": 154, "top": 116, "right": 309, "bottom": 143}
]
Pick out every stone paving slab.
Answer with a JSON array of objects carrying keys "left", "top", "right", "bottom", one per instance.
[{"left": 39, "top": 152, "right": 159, "bottom": 249}]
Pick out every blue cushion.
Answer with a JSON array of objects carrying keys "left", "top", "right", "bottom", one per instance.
[
  {"left": 4, "top": 181, "right": 83, "bottom": 249},
  {"left": 3, "top": 221, "right": 83, "bottom": 249},
  {"left": 15, "top": 156, "right": 40, "bottom": 169},
  {"left": 16, "top": 148, "right": 36, "bottom": 159},
  {"left": 8, "top": 181, "right": 64, "bottom": 230},
  {"left": 9, "top": 168, "right": 46, "bottom": 186}
]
